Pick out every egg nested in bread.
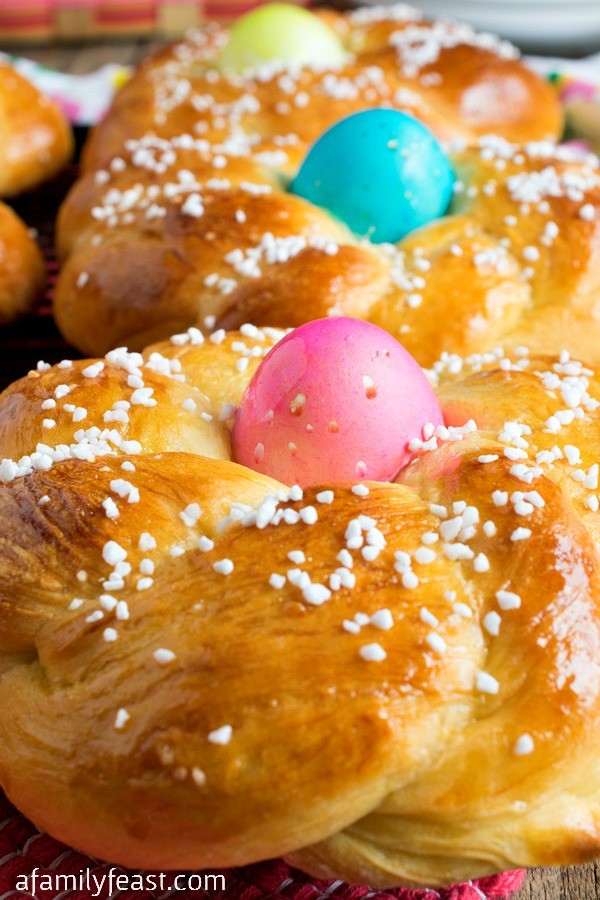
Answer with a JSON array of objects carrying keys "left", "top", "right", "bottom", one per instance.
[
  {"left": 1, "top": 324, "right": 600, "bottom": 887},
  {"left": 54, "top": 3, "right": 573, "bottom": 359}
]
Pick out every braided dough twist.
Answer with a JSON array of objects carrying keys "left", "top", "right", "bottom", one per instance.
[
  {"left": 55, "top": 5, "right": 573, "bottom": 359},
  {"left": 1, "top": 327, "right": 600, "bottom": 888}
]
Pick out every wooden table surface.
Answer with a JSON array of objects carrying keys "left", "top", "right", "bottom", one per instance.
[{"left": 5, "top": 38, "right": 600, "bottom": 900}]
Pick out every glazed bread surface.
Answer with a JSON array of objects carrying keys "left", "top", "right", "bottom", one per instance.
[
  {"left": 1, "top": 328, "right": 600, "bottom": 887},
  {"left": 0, "top": 201, "right": 45, "bottom": 325},
  {"left": 0, "top": 62, "right": 72, "bottom": 196},
  {"left": 55, "top": 3, "right": 572, "bottom": 359},
  {"left": 0, "top": 60, "right": 71, "bottom": 325}
]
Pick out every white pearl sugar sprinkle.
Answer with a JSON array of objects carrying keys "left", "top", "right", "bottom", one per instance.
[
  {"left": 208, "top": 725, "right": 233, "bottom": 745},
  {"left": 154, "top": 648, "right": 176, "bottom": 665},
  {"left": 514, "top": 733, "right": 535, "bottom": 755},
  {"left": 359, "top": 643, "right": 387, "bottom": 662}
]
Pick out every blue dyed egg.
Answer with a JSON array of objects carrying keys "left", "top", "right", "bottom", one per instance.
[{"left": 290, "top": 109, "right": 455, "bottom": 244}]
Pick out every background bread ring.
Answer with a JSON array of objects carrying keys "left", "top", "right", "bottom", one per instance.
[
  {"left": 54, "top": 6, "right": 574, "bottom": 360},
  {"left": 0, "top": 63, "right": 72, "bottom": 197}
]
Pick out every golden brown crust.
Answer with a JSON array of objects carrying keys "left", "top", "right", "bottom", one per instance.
[
  {"left": 0, "top": 201, "right": 45, "bottom": 325},
  {"left": 0, "top": 352, "right": 230, "bottom": 462},
  {"left": 0, "top": 60, "right": 71, "bottom": 326},
  {"left": 56, "top": 140, "right": 600, "bottom": 364},
  {"left": 1, "top": 334, "right": 600, "bottom": 886},
  {"left": 6, "top": 8, "right": 600, "bottom": 883},
  {"left": 0, "top": 63, "right": 73, "bottom": 197},
  {"left": 54, "top": 5, "right": 569, "bottom": 358},
  {"left": 80, "top": 10, "right": 561, "bottom": 172}
]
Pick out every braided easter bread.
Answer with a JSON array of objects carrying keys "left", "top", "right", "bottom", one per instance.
[
  {"left": 0, "top": 60, "right": 72, "bottom": 324},
  {"left": 1, "top": 324, "right": 600, "bottom": 888},
  {"left": 0, "top": 200, "right": 45, "bottom": 325},
  {"left": 54, "top": 4, "right": 575, "bottom": 360},
  {"left": 0, "top": 62, "right": 72, "bottom": 196}
]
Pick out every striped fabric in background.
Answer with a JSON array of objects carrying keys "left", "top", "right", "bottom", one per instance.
[{"left": 0, "top": 0, "right": 310, "bottom": 42}]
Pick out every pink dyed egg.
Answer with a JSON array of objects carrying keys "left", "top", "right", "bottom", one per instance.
[{"left": 231, "top": 317, "right": 443, "bottom": 487}]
